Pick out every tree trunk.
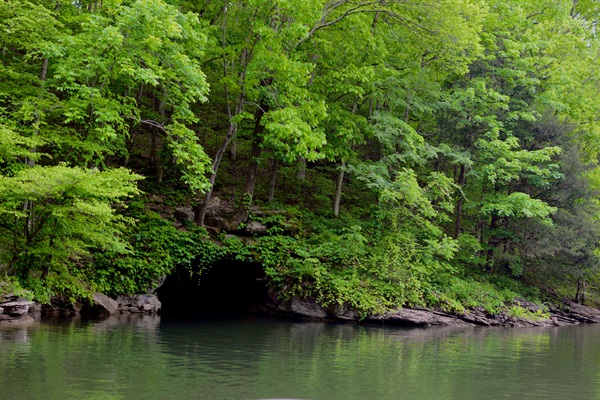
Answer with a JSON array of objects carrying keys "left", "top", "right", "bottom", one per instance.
[
  {"left": 296, "top": 157, "right": 306, "bottom": 180},
  {"left": 40, "top": 57, "right": 48, "bottom": 82},
  {"left": 243, "top": 117, "right": 265, "bottom": 198},
  {"left": 150, "top": 126, "right": 159, "bottom": 173},
  {"left": 333, "top": 161, "right": 345, "bottom": 217},
  {"left": 486, "top": 212, "right": 500, "bottom": 272},
  {"left": 153, "top": 99, "right": 166, "bottom": 184},
  {"left": 195, "top": 122, "right": 238, "bottom": 225},
  {"left": 229, "top": 132, "right": 237, "bottom": 160},
  {"left": 268, "top": 157, "right": 278, "bottom": 203},
  {"left": 575, "top": 279, "right": 586, "bottom": 304},
  {"left": 231, "top": 100, "right": 268, "bottom": 227},
  {"left": 453, "top": 164, "right": 466, "bottom": 239},
  {"left": 195, "top": 11, "right": 250, "bottom": 225}
]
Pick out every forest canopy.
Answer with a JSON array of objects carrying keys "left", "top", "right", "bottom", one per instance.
[{"left": 2, "top": 0, "right": 600, "bottom": 313}]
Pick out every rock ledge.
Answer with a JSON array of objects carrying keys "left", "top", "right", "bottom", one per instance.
[
  {"left": 0, "top": 296, "right": 35, "bottom": 324},
  {"left": 262, "top": 294, "right": 600, "bottom": 327}
]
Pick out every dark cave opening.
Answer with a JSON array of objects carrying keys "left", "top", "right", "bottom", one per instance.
[{"left": 156, "top": 260, "right": 269, "bottom": 317}]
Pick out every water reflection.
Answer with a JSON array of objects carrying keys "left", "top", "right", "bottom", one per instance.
[
  {"left": 1, "top": 316, "right": 599, "bottom": 400},
  {"left": 0, "top": 324, "right": 34, "bottom": 343}
]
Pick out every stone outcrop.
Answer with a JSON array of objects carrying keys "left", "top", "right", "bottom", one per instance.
[
  {"left": 200, "top": 198, "right": 291, "bottom": 236},
  {"left": 261, "top": 291, "right": 471, "bottom": 325},
  {"left": 260, "top": 293, "right": 600, "bottom": 327},
  {"left": 84, "top": 293, "right": 161, "bottom": 316},
  {"left": 0, "top": 296, "right": 35, "bottom": 324},
  {"left": 548, "top": 301, "right": 600, "bottom": 324},
  {"left": 443, "top": 300, "right": 600, "bottom": 327},
  {"left": 115, "top": 294, "right": 161, "bottom": 314},
  {"left": 1, "top": 300, "right": 34, "bottom": 315},
  {"left": 367, "top": 308, "right": 474, "bottom": 327},
  {"left": 91, "top": 292, "right": 119, "bottom": 316},
  {"left": 174, "top": 206, "right": 195, "bottom": 221},
  {"left": 287, "top": 297, "right": 328, "bottom": 319},
  {"left": 245, "top": 221, "right": 268, "bottom": 235},
  {"left": 0, "top": 291, "right": 162, "bottom": 319}
]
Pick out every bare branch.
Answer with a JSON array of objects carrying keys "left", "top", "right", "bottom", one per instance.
[
  {"left": 526, "top": 7, "right": 549, "bottom": 20},
  {"left": 298, "top": 1, "right": 438, "bottom": 47},
  {"left": 298, "top": 0, "right": 384, "bottom": 47},
  {"left": 125, "top": 117, "right": 170, "bottom": 133}
]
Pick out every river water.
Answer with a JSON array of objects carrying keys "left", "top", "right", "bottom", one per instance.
[{"left": 1, "top": 315, "right": 599, "bottom": 400}]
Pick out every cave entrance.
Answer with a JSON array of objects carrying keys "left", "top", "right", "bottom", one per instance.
[{"left": 156, "top": 260, "right": 268, "bottom": 317}]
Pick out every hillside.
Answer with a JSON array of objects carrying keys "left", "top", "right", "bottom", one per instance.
[{"left": 2, "top": 0, "right": 600, "bottom": 317}]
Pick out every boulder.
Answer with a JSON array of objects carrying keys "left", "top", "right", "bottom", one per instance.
[
  {"left": 246, "top": 221, "right": 268, "bottom": 235},
  {"left": 0, "top": 298, "right": 36, "bottom": 323},
  {"left": 289, "top": 297, "right": 327, "bottom": 319},
  {"left": 92, "top": 293, "right": 119, "bottom": 316},
  {"left": 549, "top": 301, "right": 600, "bottom": 324},
  {"left": 142, "top": 303, "right": 154, "bottom": 312},
  {"left": 149, "top": 194, "right": 165, "bottom": 204},
  {"left": 566, "top": 301, "right": 600, "bottom": 322},
  {"left": 330, "top": 304, "right": 359, "bottom": 321},
  {"left": 115, "top": 294, "right": 161, "bottom": 314},
  {"left": 207, "top": 196, "right": 222, "bottom": 209},
  {"left": 204, "top": 225, "right": 222, "bottom": 236},
  {"left": 369, "top": 308, "right": 474, "bottom": 327},
  {"left": 207, "top": 217, "right": 229, "bottom": 232},
  {"left": 2, "top": 294, "right": 16, "bottom": 302},
  {"left": 248, "top": 205, "right": 265, "bottom": 216},
  {"left": 1, "top": 300, "right": 35, "bottom": 316},
  {"left": 175, "top": 206, "right": 194, "bottom": 221},
  {"left": 261, "top": 294, "right": 328, "bottom": 319}
]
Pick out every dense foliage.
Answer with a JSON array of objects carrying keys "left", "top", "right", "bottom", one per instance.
[{"left": 3, "top": 0, "right": 600, "bottom": 313}]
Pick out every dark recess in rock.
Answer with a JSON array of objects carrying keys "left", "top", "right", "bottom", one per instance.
[{"left": 156, "top": 260, "right": 268, "bottom": 317}]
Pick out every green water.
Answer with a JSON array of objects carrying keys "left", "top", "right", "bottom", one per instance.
[{"left": 1, "top": 316, "right": 599, "bottom": 400}]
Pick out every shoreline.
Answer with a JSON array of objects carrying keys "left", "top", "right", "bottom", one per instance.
[
  {"left": 3, "top": 290, "right": 600, "bottom": 327},
  {"left": 261, "top": 296, "right": 600, "bottom": 328}
]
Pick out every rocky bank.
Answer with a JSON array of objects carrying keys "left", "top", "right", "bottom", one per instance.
[
  {"left": 0, "top": 292, "right": 161, "bottom": 323},
  {"left": 3, "top": 285, "right": 600, "bottom": 328},
  {"left": 261, "top": 294, "right": 600, "bottom": 327},
  {"left": 0, "top": 295, "right": 35, "bottom": 324}
]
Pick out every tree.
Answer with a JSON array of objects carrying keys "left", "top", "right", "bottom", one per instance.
[
  {"left": 49, "top": 0, "right": 212, "bottom": 190},
  {"left": 432, "top": 0, "right": 576, "bottom": 273},
  {"left": 0, "top": 162, "right": 141, "bottom": 301},
  {"left": 0, "top": 0, "right": 211, "bottom": 300}
]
